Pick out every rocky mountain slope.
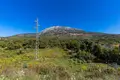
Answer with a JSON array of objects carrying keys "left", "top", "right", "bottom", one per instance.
[
  {"left": 5, "top": 26, "right": 120, "bottom": 41},
  {"left": 40, "top": 26, "right": 85, "bottom": 36}
]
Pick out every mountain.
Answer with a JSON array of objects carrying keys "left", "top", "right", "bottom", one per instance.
[
  {"left": 5, "top": 26, "right": 120, "bottom": 42},
  {"left": 40, "top": 26, "right": 85, "bottom": 36},
  {"left": 13, "top": 33, "right": 36, "bottom": 37},
  {"left": 8, "top": 33, "right": 36, "bottom": 38},
  {"left": 8, "top": 26, "right": 87, "bottom": 38},
  {"left": 40, "top": 26, "right": 120, "bottom": 40}
]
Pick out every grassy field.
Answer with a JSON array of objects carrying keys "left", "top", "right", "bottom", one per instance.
[{"left": 0, "top": 47, "right": 120, "bottom": 80}]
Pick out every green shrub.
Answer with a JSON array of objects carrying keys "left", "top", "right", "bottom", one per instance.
[
  {"left": 75, "top": 50, "right": 95, "bottom": 62},
  {"left": 16, "top": 49, "right": 24, "bottom": 55}
]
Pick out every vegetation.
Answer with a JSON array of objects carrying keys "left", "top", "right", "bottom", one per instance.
[{"left": 0, "top": 35, "right": 120, "bottom": 80}]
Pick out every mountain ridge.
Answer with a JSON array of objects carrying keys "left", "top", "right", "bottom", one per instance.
[{"left": 2, "top": 26, "right": 120, "bottom": 39}]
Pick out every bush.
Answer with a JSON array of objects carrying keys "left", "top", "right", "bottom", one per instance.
[
  {"left": 74, "top": 50, "right": 95, "bottom": 62},
  {"left": 16, "top": 49, "right": 24, "bottom": 55},
  {"left": 29, "top": 63, "right": 70, "bottom": 79}
]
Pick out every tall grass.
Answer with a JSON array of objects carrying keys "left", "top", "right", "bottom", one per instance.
[{"left": 0, "top": 48, "right": 119, "bottom": 80}]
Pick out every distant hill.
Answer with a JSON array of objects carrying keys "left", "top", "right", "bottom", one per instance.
[
  {"left": 3, "top": 26, "right": 120, "bottom": 43},
  {"left": 40, "top": 26, "right": 120, "bottom": 42},
  {"left": 7, "top": 33, "right": 36, "bottom": 39},
  {"left": 40, "top": 26, "right": 85, "bottom": 36}
]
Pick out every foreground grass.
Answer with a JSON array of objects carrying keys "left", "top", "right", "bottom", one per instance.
[{"left": 0, "top": 48, "right": 120, "bottom": 80}]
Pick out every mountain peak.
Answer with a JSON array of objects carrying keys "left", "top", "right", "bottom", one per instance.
[
  {"left": 41, "top": 26, "right": 75, "bottom": 33},
  {"left": 40, "top": 26, "right": 84, "bottom": 36}
]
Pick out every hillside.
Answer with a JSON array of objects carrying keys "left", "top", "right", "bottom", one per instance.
[
  {"left": 3, "top": 26, "right": 119, "bottom": 45},
  {"left": 0, "top": 48, "right": 119, "bottom": 80},
  {"left": 0, "top": 26, "right": 120, "bottom": 80},
  {"left": 40, "top": 26, "right": 85, "bottom": 36},
  {"left": 6, "top": 26, "right": 120, "bottom": 40}
]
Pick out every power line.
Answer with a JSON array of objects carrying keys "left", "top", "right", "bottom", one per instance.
[{"left": 35, "top": 18, "right": 39, "bottom": 60}]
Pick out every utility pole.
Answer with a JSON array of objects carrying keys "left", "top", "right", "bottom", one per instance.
[{"left": 35, "top": 18, "right": 39, "bottom": 60}]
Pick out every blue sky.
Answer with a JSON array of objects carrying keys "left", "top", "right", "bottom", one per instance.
[{"left": 0, "top": 0, "right": 120, "bottom": 36}]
